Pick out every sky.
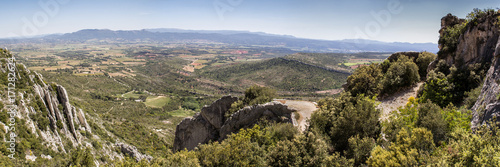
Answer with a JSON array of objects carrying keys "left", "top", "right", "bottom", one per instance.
[{"left": 1, "top": 0, "right": 498, "bottom": 43}]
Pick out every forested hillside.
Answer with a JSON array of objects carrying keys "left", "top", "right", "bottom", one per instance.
[
  {"left": 199, "top": 57, "right": 350, "bottom": 92},
  {"left": 127, "top": 9, "right": 500, "bottom": 166}
]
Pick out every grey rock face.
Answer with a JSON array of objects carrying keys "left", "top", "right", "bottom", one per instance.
[
  {"left": 200, "top": 96, "right": 238, "bottom": 129},
  {"left": 433, "top": 13, "right": 500, "bottom": 129},
  {"left": 173, "top": 97, "right": 296, "bottom": 152},
  {"left": 116, "top": 143, "right": 153, "bottom": 162},
  {"left": 173, "top": 114, "right": 219, "bottom": 151},
  {"left": 57, "top": 85, "right": 79, "bottom": 142},
  {"left": 219, "top": 101, "right": 295, "bottom": 140}
]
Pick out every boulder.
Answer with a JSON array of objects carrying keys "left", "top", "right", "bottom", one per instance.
[{"left": 116, "top": 143, "right": 153, "bottom": 162}]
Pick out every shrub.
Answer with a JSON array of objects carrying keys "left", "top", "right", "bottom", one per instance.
[
  {"left": 381, "top": 55, "right": 420, "bottom": 95},
  {"left": 345, "top": 135, "right": 376, "bottom": 166},
  {"left": 415, "top": 52, "right": 437, "bottom": 78},
  {"left": 463, "top": 85, "right": 481, "bottom": 108},
  {"left": 345, "top": 63, "right": 383, "bottom": 97},
  {"left": 56, "top": 120, "right": 63, "bottom": 129},
  {"left": 368, "top": 128, "right": 435, "bottom": 167},
  {"left": 196, "top": 127, "right": 266, "bottom": 166},
  {"left": 438, "top": 22, "right": 467, "bottom": 55},
  {"left": 419, "top": 71, "right": 454, "bottom": 107},
  {"left": 309, "top": 92, "right": 380, "bottom": 153},
  {"left": 416, "top": 101, "right": 447, "bottom": 144},
  {"left": 226, "top": 85, "right": 276, "bottom": 117}
]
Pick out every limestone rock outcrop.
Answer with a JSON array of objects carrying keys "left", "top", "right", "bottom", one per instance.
[
  {"left": 200, "top": 96, "right": 238, "bottom": 129},
  {"left": 173, "top": 96, "right": 296, "bottom": 152},
  {"left": 219, "top": 101, "right": 294, "bottom": 140},
  {"left": 430, "top": 12, "right": 500, "bottom": 129},
  {"left": 116, "top": 143, "right": 153, "bottom": 162}
]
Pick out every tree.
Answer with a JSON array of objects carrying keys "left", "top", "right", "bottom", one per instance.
[
  {"left": 419, "top": 71, "right": 454, "bottom": 107},
  {"left": 309, "top": 92, "right": 380, "bottom": 153},
  {"left": 416, "top": 101, "right": 447, "bottom": 144},
  {"left": 415, "top": 52, "right": 437, "bottom": 79},
  {"left": 345, "top": 63, "right": 383, "bottom": 97},
  {"left": 381, "top": 55, "right": 420, "bottom": 95},
  {"left": 196, "top": 125, "right": 266, "bottom": 167},
  {"left": 368, "top": 128, "right": 435, "bottom": 167}
]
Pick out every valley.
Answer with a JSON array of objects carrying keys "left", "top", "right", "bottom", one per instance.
[
  {"left": 1, "top": 39, "right": 392, "bottom": 164},
  {"left": 0, "top": 6, "right": 498, "bottom": 166}
]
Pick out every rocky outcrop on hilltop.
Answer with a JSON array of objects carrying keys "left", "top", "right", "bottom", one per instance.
[
  {"left": 431, "top": 13, "right": 498, "bottom": 69},
  {"left": 173, "top": 96, "right": 296, "bottom": 151},
  {"left": 430, "top": 11, "right": 500, "bottom": 129}
]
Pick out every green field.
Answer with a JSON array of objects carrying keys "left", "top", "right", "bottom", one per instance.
[
  {"left": 169, "top": 109, "right": 197, "bottom": 117},
  {"left": 120, "top": 91, "right": 145, "bottom": 99},
  {"left": 144, "top": 96, "right": 171, "bottom": 108}
]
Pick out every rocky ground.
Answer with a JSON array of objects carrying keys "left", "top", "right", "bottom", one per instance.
[{"left": 377, "top": 82, "right": 423, "bottom": 120}]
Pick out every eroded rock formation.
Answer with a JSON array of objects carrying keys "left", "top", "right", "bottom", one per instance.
[
  {"left": 173, "top": 96, "right": 296, "bottom": 152},
  {"left": 116, "top": 143, "right": 153, "bottom": 162},
  {"left": 431, "top": 12, "right": 500, "bottom": 129}
]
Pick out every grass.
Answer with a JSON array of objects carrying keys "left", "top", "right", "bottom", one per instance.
[
  {"left": 169, "top": 109, "right": 197, "bottom": 117},
  {"left": 144, "top": 96, "right": 171, "bottom": 108},
  {"left": 121, "top": 91, "right": 145, "bottom": 99}
]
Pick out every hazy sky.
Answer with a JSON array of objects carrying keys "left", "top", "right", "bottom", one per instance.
[{"left": 1, "top": 0, "right": 498, "bottom": 43}]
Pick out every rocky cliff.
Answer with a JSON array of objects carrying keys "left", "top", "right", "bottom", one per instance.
[
  {"left": 173, "top": 96, "right": 296, "bottom": 151},
  {"left": 430, "top": 11, "right": 500, "bottom": 129},
  {"left": 0, "top": 51, "right": 151, "bottom": 163}
]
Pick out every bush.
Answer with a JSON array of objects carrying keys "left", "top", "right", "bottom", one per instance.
[
  {"left": 346, "top": 135, "right": 376, "bottom": 166},
  {"left": 415, "top": 52, "right": 437, "bottom": 78},
  {"left": 381, "top": 55, "right": 420, "bottom": 95},
  {"left": 419, "top": 71, "right": 454, "bottom": 107},
  {"left": 309, "top": 92, "right": 380, "bottom": 153},
  {"left": 368, "top": 128, "right": 435, "bottom": 167},
  {"left": 438, "top": 22, "right": 467, "bottom": 55},
  {"left": 69, "top": 147, "right": 95, "bottom": 167},
  {"left": 416, "top": 101, "right": 447, "bottom": 144},
  {"left": 345, "top": 63, "right": 383, "bottom": 97},
  {"left": 56, "top": 120, "right": 63, "bottom": 129},
  {"left": 227, "top": 85, "right": 276, "bottom": 117},
  {"left": 196, "top": 127, "right": 266, "bottom": 166},
  {"left": 463, "top": 85, "right": 482, "bottom": 109}
]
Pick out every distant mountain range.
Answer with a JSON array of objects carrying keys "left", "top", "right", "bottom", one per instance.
[{"left": 1, "top": 29, "right": 438, "bottom": 53}]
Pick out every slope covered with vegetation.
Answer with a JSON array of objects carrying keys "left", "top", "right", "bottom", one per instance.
[
  {"left": 1, "top": 8, "right": 499, "bottom": 167},
  {"left": 199, "top": 57, "right": 349, "bottom": 92},
  {"left": 107, "top": 9, "right": 500, "bottom": 167}
]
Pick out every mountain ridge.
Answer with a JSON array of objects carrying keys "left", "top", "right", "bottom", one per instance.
[{"left": 0, "top": 28, "right": 438, "bottom": 53}]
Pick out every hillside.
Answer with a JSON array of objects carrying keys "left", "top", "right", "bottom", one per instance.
[
  {"left": 0, "top": 49, "right": 156, "bottom": 166},
  {"left": 198, "top": 57, "right": 350, "bottom": 92},
  {"left": 1, "top": 7, "right": 500, "bottom": 167},
  {"left": 283, "top": 52, "right": 390, "bottom": 72}
]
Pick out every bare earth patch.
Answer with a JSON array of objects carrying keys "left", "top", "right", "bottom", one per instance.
[
  {"left": 275, "top": 99, "right": 318, "bottom": 131},
  {"left": 377, "top": 82, "right": 423, "bottom": 120}
]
